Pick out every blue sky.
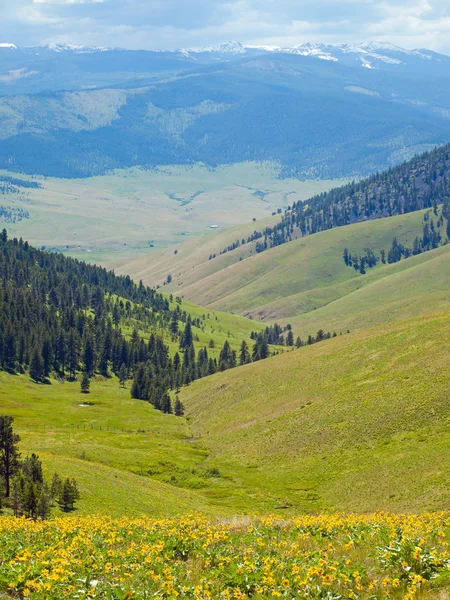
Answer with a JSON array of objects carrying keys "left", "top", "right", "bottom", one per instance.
[{"left": 1, "top": 0, "right": 450, "bottom": 53}]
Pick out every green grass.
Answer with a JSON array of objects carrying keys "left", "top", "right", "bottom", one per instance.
[
  {"left": 0, "top": 163, "right": 340, "bottom": 256},
  {"left": 0, "top": 372, "right": 215, "bottom": 517},
  {"left": 179, "top": 312, "right": 450, "bottom": 513},
  {"left": 122, "top": 209, "right": 431, "bottom": 329},
  {"left": 3, "top": 311, "right": 450, "bottom": 516}
]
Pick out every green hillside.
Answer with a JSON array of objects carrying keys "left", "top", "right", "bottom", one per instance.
[
  {"left": 5, "top": 310, "right": 450, "bottom": 516},
  {"left": 179, "top": 312, "right": 450, "bottom": 513},
  {"left": 0, "top": 373, "right": 212, "bottom": 517},
  {"left": 120, "top": 208, "right": 435, "bottom": 327}
]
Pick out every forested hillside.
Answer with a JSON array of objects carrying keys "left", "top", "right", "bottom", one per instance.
[
  {"left": 1, "top": 48, "right": 450, "bottom": 178},
  {"left": 217, "top": 144, "right": 450, "bottom": 257},
  {"left": 0, "top": 230, "right": 290, "bottom": 415}
]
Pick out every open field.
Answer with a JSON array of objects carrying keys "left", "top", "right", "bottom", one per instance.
[
  {"left": 2, "top": 513, "right": 450, "bottom": 599},
  {"left": 179, "top": 312, "right": 450, "bottom": 513},
  {"left": 0, "top": 163, "right": 340, "bottom": 257},
  {"left": 0, "top": 370, "right": 288, "bottom": 518}
]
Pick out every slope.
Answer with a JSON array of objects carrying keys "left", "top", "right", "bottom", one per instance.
[
  {"left": 179, "top": 312, "right": 450, "bottom": 512},
  {"left": 119, "top": 209, "right": 430, "bottom": 322}
]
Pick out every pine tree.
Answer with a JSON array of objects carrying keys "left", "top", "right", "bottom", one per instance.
[
  {"left": 118, "top": 363, "right": 127, "bottom": 388},
  {"left": 10, "top": 475, "right": 23, "bottom": 517},
  {"left": 67, "top": 330, "right": 78, "bottom": 379},
  {"left": 29, "top": 348, "right": 44, "bottom": 383},
  {"left": 23, "top": 480, "right": 38, "bottom": 519},
  {"left": 58, "top": 479, "right": 74, "bottom": 512},
  {"left": 286, "top": 330, "right": 294, "bottom": 346},
  {"left": 37, "top": 483, "right": 52, "bottom": 520},
  {"left": 50, "top": 473, "right": 62, "bottom": 506},
  {"left": 83, "top": 336, "right": 95, "bottom": 376},
  {"left": 57, "top": 478, "right": 80, "bottom": 512},
  {"left": 180, "top": 317, "right": 193, "bottom": 349},
  {"left": 160, "top": 393, "right": 172, "bottom": 414},
  {"left": 80, "top": 372, "right": 90, "bottom": 394},
  {"left": 174, "top": 397, "right": 185, "bottom": 416},
  {"left": 239, "top": 340, "right": 251, "bottom": 365},
  {"left": 22, "top": 453, "right": 43, "bottom": 484},
  {"left": 42, "top": 338, "right": 53, "bottom": 378},
  {"left": 0, "top": 416, "right": 21, "bottom": 497}
]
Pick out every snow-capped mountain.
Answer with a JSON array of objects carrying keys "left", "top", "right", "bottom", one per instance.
[
  {"left": 0, "top": 43, "right": 112, "bottom": 54},
  {"left": 0, "top": 39, "right": 447, "bottom": 71},
  {"left": 180, "top": 40, "right": 446, "bottom": 70}
]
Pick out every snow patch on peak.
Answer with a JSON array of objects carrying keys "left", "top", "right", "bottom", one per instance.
[
  {"left": 185, "top": 41, "right": 246, "bottom": 55},
  {"left": 44, "top": 43, "right": 110, "bottom": 54},
  {"left": 290, "top": 43, "right": 338, "bottom": 61},
  {"left": 0, "top": 43, "right": 17, "bottom": 49}
]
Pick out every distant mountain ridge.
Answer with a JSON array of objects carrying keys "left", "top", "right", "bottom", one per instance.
[
  {"left": 180, "top": 40, "right": 448, "bottom": 70},
  {"left": 1, "top": 40, "right": 450, "bottom": 178}
]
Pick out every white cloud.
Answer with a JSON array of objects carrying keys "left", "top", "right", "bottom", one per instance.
[{"left": 1, "top": 0, "right": 450, "bottom": 54}]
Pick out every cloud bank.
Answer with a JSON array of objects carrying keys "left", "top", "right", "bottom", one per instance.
[{"left": 1, "top": 0, "right": 450, "bottom": 54}]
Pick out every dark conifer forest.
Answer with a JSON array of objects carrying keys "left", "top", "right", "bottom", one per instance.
[
  {"left": 0, "top": 230, "right": 302, "bottom": 415},
  {"left": 214, "top": 144, "right": 450, "bottom": 260}
]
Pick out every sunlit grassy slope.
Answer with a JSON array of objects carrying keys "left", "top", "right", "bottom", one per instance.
[
  {"left": 4, "top": 312, "right": 450, "bottom": 515},
  {"left": 118, "top": 209, "right": 434, "bottom": 329},
  {"left": 0, "top": 372, "right": 211, "bottom": 517},
  {"left": 179, "top": 312, "right": 450, "bottom": 513}
]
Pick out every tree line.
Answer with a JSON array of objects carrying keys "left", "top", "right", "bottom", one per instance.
[{"left": 343, "top": 208, "right": 446, "bottom": 274}]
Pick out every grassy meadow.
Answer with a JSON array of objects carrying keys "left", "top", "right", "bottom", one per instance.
[
  {"left": 3, "top": 311, "right": 450, "bottom": 518},
  {"left": 179, "top": 312, "right": 450, "bottom": 514},
  {"left": 0, "top": 163, "right": 340, "bottom": 257},
  {"left": 119, "top": 208, "right": 440, "bottom": 334}
]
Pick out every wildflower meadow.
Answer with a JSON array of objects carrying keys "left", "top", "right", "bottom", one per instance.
[{"left": 1, "top": 512, "right": 450, "bottom": 598}]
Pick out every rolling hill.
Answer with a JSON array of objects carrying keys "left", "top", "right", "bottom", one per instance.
[
  {"left": 4, "top": 297, "right": 450, "bottom": 516},
  {"left": 179, "top": 312, "right": 450, "bottom": 512},
  {"left": 115, "top": 144, "right": 450, "bottom": 340},
  {"left": 116, "top": 207, "right": 447, "bottom": 330}
]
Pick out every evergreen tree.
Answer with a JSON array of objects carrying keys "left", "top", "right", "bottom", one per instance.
[
  {"left": 10, "top": 474, "right": 23, "bottom": 517},
  {"left": 174, "top": 397, "right": 185, "bottom": 416},
  {"left": 80, "top": 372, "right": 90, "bottom": 394},
  {"left": 118, "top": 363, "right": 127, "bottom": 388},
  {"left": 58, "top": 478, "right": 76, "bottom": 512},
  {"left": 0, "top": 416, "right": 20, "bottom": 497},
  {"left": 160, "top": 393, "right": 172, "bottom": 414},
  {"left": 29, "top": 348, "right": 44, "bottom": 383},
  {"left": 180, "top": 317, "right": 193, "bottom": 349},
  {"left": 50, "top": 473, "right": 62, "bottom": 506},
  {"left": 37, "top": 483, "right": 52, "bottom": 520},
  {"left": 286, "top": 329, "right": 294, "bottom": 347},
  {"left": 42, "top": 338, "right": 53, "bottom": 378},
  {"left": 239, "top": 340, "right": 251, "bottom": 365},
  {"left": 83, "top": 335, "right": 95, "bottom": 376},
  {"left": 23, "top": 480, "right": 38, "bottom": 519},
  {"left": 22, "top": 453, "right": 43, "bottom": 484}
]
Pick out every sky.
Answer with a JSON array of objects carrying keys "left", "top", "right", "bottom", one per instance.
[{"left": 1, "top": 0, "right": 450, "bottom": 54}]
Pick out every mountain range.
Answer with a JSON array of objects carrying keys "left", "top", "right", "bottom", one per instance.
[{"left": 0, "top": 40, "right": 450, "bottom": 178}]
